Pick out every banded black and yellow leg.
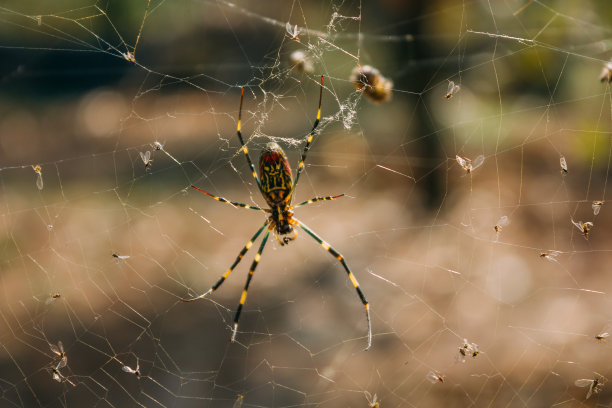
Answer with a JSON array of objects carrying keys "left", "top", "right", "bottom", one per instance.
[
  {"left": 191, "top": 185, "right": 266, "bottom": 212},
  {"left": 236, "top": 87, "right": 264, "bottom": 195},
  {"left": 231, "top": 229, "right": 270, "bottom": 343},
  {"left": 291, "top": 75, "right": 324, "bottom": 195},
  {"left": 294, "top": 194, "right": 344, "bottom": 208},
  {"left": 295, "top": 218, "right": 372, "bottom": 350},
  {"left": 181, "top": 221, "right": 268, "bottom": 303}
]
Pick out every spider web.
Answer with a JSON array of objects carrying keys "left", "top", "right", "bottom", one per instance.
[{"left": 1, "top": 0, "right": 612, "bottom": 406}]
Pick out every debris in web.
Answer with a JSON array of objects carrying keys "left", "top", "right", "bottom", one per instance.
[
  {"left": 289, "top": 50, "right": 314, "bottom": 74},
  {"left": 350, "top": 65, "right": 393, "bottom": 103}
]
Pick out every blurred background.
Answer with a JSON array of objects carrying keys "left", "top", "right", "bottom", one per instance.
[{"left": 2, "top": 0, "right": 612, "bottom": 406}]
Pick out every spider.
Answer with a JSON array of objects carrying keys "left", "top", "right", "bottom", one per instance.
[{"left": 182, "top": 76, "right": 372, "bottom": 350}]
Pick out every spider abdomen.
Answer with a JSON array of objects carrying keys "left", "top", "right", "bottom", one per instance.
[{"left": 259, "top": 142, "right": 293, "bottom": 206}]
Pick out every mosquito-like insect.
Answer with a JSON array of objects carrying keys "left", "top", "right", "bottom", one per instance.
[
  {"left": 575, "top": 376, "right": 604, "bottom": 399},
  {"left": 595, "top": 332, "right": 609, "bottom": 342},
  {"left": 592, "top": 201, "right": 604, "bottom": 216},
  {"left": 285, "top": 22, "right": 300, "bottom": 40},
  {"left": 427, "top": 371, "right": 444, "bottom": 384},
  {"left": 600, "top": 60, "right": 612, "bottom": 83},
  {"left": 350, "top": 65, "right": 393, "bottom": 103},
  {"left": 51, "top": 366, "right": 75, "bottom": 386},
  {"left": 571, "top": 220, "right": 593, "bottom": 240},
  {"left": 539, "top": 251, "right": 560, "bottom": 264},
  {"left": 32, "top": 164, "right": 43, "bottom": 190},
  {"left": 445, "top": 80, "right": 461, "bottom": 99},
  {"left": 289, "top": 50, "right": 314, "bottom": 75},
  {"left": 50, "top": 340, "right": 67, "bottom": 367},
  {"left": 559, "top": 156, "right": 568, "bottom": 174},
  {"left": 122, "top": 359, "right": 140, "bottom": 377},
  {"left": 140, "top": 151, "right": 152, "bottom": 171},
  {"left": 365, "top": 392, "right": 379, "bottom": 408},
  {"left": 456, "top": 155, "right": 484, "bottom": 174},
  {"left": 494, "top": 216, "right": 509, "bottom": 242}
]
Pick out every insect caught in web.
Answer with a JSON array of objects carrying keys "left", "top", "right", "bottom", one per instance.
[
  {"left": 182, "top": 76, "right": 372, "bottom": 350},
  {"left": 571, "top": 219, "right": 593, "bottom": 240},
  {"left": 592, "top": 200, "right": 604, "bottom": 216},
  {"left": 455, "top": 154, "right": 484, "bottom": 174},
  {"left": 140, "top": 151, "right": 153, "bottom": 171},
  {"left": 122, "top": 358, "right": 140, "bottom": 377},
  {"left": 575, "top": 376, "right": 605, "bottom": 399},
  {"left": 426, "top": 370, "right": 444, "bottom": 384},
  {"left": 445, "top": 80, "right": 460, "bottom": 99},
  {"left": 32, "top": 164, "right": 43, "bottom": 190}
]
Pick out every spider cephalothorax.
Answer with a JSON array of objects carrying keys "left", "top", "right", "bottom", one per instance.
[{"left": 183, "top": 76, "right": 372, "bottom": 350}]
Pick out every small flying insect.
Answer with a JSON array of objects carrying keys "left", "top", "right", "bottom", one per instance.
[
  {"left": 539, "top": 251, "right": 560, "bottom": 264},
  {"left": 592, "top": 201, "right": 604, "bottom": 216},
  {"left": 50, "top": 340, "right": 67, "bottom": 368},
  {"left": 112, "top": 253, "right": 130, "bottom": 266},
  {"left": 427, "top": 371, "right": 444, "bottom": 384},
  {"left": 456, "top": 155, "right": 484, "bottom": 174},
  {"left": 51, "top": 365, "right": 75, "bottom": 386},
  {"left": 575, "top": 377, "right": 604, "bottom": 399},
  {"left": 595, "top": 332, "right": 609, "bottom": 342},
  {"left": 600, "top": 60, "right": 612, "bottom": 83},
  {"left": 571, "top": 220, "right": 593, "bottom": 240},
  {"left": 559, "top": 156, "right": 568, "bottom": 174},
  {"left": 365, "top": 392, "right": 379, "bottom": 408},
  {"left": 122, "top": 51, "right": 136, "bottom": 63},
  {"left": 45, "top": 293, "right": 61, "bottom": 305},
  {"left": 122, "top": 359, "right": 140, "bottom": 377},
  {"left": 285, "top": 22, "right": 300, "bottom": 40},
  {"left": 140, "top": 151, "right": 152, "bottom": 171},
  {"left": 32, "top": 164, "right": 43, "bottom": 190},
  {"left": 445, "top": 80, "right": 461, "bottom": 99},
  {"left": 289, "top": 50, "right": 314, "bottom": 75},
  {"left": 494, "top": 216, "right": 509, "bottom": 242},
  {"left": 350, "top": 65, "right": 393, "bottom": 103}
]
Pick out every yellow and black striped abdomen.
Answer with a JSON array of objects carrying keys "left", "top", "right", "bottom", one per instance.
[{"left": 259, "top": 142, "right": 293, "bottom": 206}]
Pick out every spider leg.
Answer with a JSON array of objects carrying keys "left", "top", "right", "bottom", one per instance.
[
  {"left": 181, "top": 221, "right": 268, "bottom": 302},
  {"left": 231, "top": 229, "right": 271, "bottom": 343},
  {"left": 191, "top": 185, "right": 267, "bottom": 212},
  {"left": 295, "top": 218, "right": 372, "bottom": 351},
  {"left": 236, "top": 87, "right": 265, "bottom": 195},
  {"left": 293, "top": 194, "right": 344, "bottom": 208},
  {"left": 290, "top": 75, "right": 324, "bottom": 197}
]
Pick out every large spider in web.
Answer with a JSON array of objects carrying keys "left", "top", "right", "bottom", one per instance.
[{"left": 182, "top": 76, "right": 372, "bottom": 350}]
